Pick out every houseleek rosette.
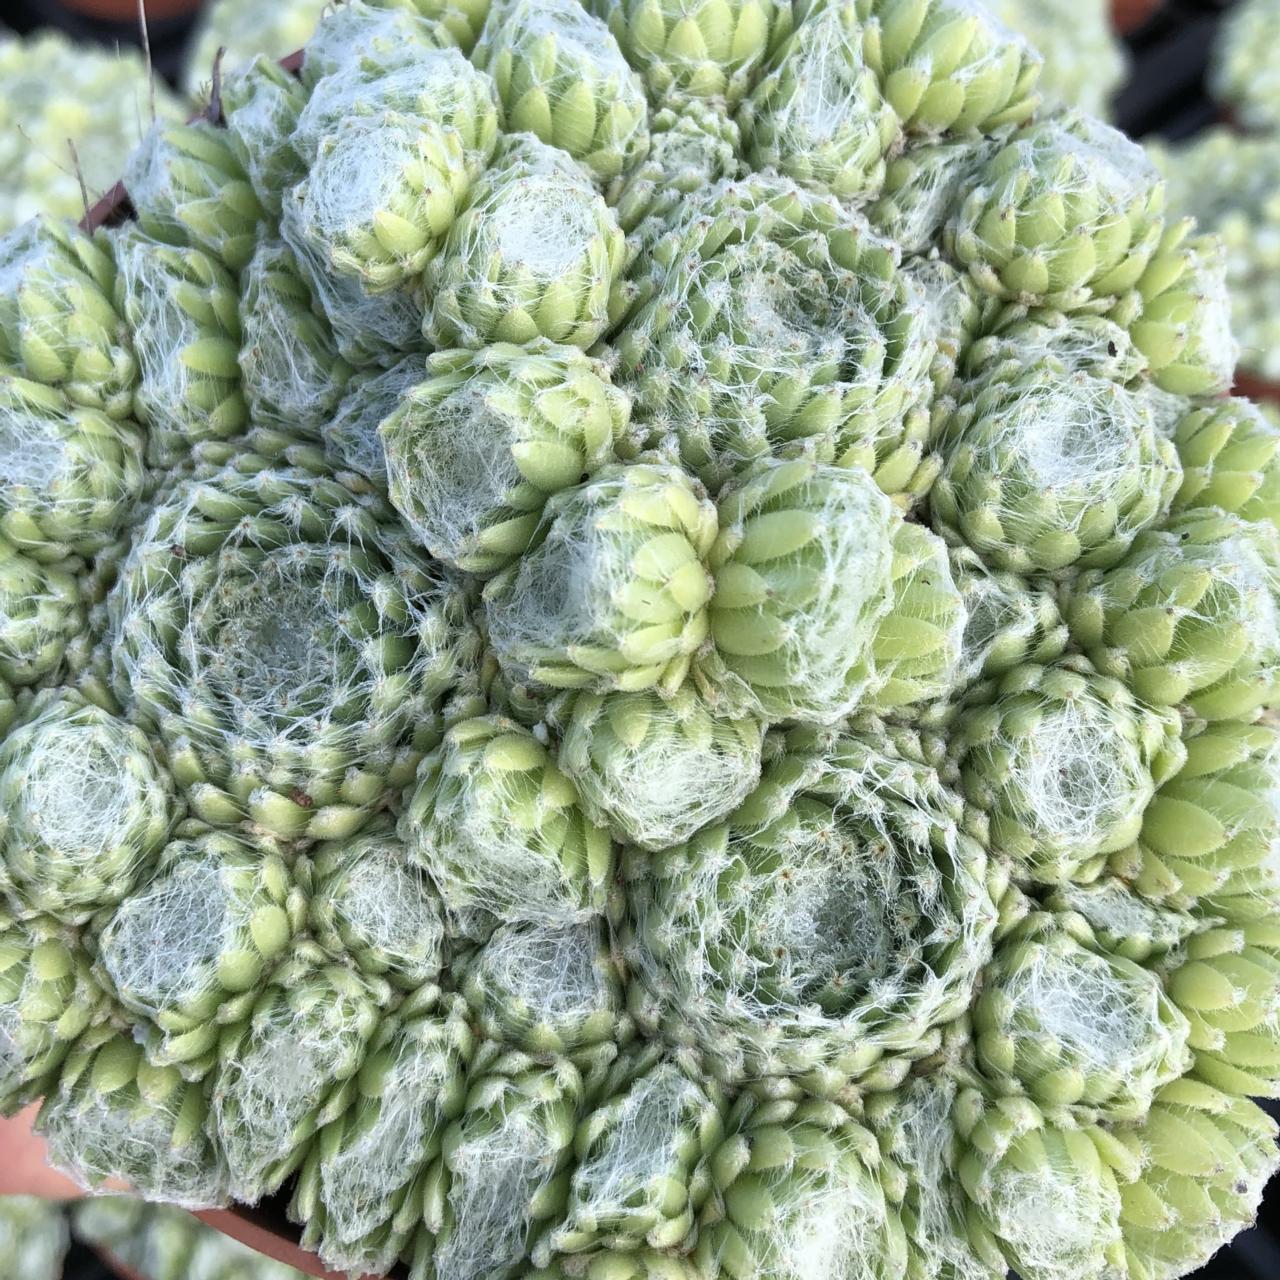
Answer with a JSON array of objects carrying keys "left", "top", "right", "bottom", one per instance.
[
  {"left": 584, "top": 0, "right": 791, "bottom": 106},
  {"left": 112, "top": 227, "right": 247, "bottom": 469},
  {"left": 1170, "top": 398, "right": 1280, "bottom": 528},
  {"left": 951, "top": 656, "right": 1183, "bottom": 884},
  {"left": 0, "top": 536, "right": 84, "bottom": 687},
  {"left": 700, "top": 458, "right": 898, "bottom": 724},
  {"left": 946, "top": 545, "right": 1068, "bottom": 683},
  {"left": 418, "top": 1046, "right": 582, "bottom": 1280},
  {"left": 946, "top": 111, "right": 1166, "bottom": 310},
  {"left": 125, "top": 120, "right": 265, "bottom": 277},
  {"left": 456, "top": 919, "right": 626, "bottom": 1059},
  {"left": 0, "top": 217, "right": 135, "bottom": 420},
  {"left": 36, "top": 1024, "right": 230, "bottom": 1208},
  {"left": 426, "top": 134, "right": 627, "bottom": 350},
  {"left": 954, "top": 1089, "right": 1132, "bottom": 1280},
  {"left": 291, "top": 992, "right": 473, "bottom": 1277},
  {"left": 625, "top": 726, "right": 997, "bottom": 1092},
  {"left": 107, "top": 456, "right": 466, "bottom": 839},
  {"left": 961, "top": 306, "right": 1150, "bottom": 385},
  {"left": 737, "top": 0, "right": 899, "bottom": 202},
  {"left": 695, "top": 1092, "right": 907, "bottom": 1280},
  {"left": 306, "top": 818, "right": 446, "bottom": 992},
  {"left": 237, "top": 240, "right": 352, "bottom": 436},
  {"left": 1119, "top": 1078, "right": 1280, "bottom": 1280},
  {"left": 528, "top": 1252, "right": 699, "bottom": 1279},
  {"left": 381, "top": 343, "right": 627, "bottom": 575},
  {"left": 402, "top": 714, "right": 613, "bottom": 938},
  {"left": 211, "top": 949, "right": 386, "bottom": 1203},
  {"left": 0, "top": 689, "right": 176, "bottom": 924},
  {"left": 0, "top": 376, "right": 146, "bottom": 563},
  {"left": 538, "top": 1051, "right": 723, "bottom": 1260},
  {"left": 0, "top": 907, "right": 107, "bottom": 1113},
  {"left": 559, "top": 685, "right": 765, "bottom": 850},
  {"left": 323, "top": 359, "right": 420, "bottom": 490},
  {"left": 609, "top": 104, "right": 743, "bottom": 250},
  {"left": 1167, "top": 921, "right": 1280, "bottom": 1099},
  {"left": 1113, "top": 718, "right": 1280, "bottom": 915},
  {"left": 286, "top": 112, "right": 470, "bottom": 295},
  {"left": 1121, "top": 223, "right": 1237, "bottom": 397},
  {"left": 1044, "top": 878, "right": 1198, "bottom": 966},
  {"left": 860, "top": 0, "right": 1042, "bottom": 137},
  {"left": 221, "top": 55, "right": 309, "bottom": 218},
  {"left": 95, "top": 832, "right": 306, "bottom": 1078},
  {"left": 483, "top": 462, "right": 717, "bottom": 694},
  {"left": 1065, "top": 508, "right": 1280, "bottom": 720},
  {"left": 615, "top": 175, "right": 936, "bottom": 497},
  {"left": 295, "top": 46, "right": 500, "bottom": 180},
  {"left": 475, "top": 0, "right": 649, "bottom": 183},
  {"left": 973, "top": 912, "right": 1191, "bottom": 1120},
  {"left": 300, "top": 0, "right": 460, "bottom": 87},
  {"left": 931, "top": 360, "right": 1181, "bottom": 575},
  {"left": 863, "top": 519, "right": 965, "bottom": 714}
]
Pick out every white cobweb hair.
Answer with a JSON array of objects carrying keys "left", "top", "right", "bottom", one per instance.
[{"left": 322, "top": 358, "right": 421, "bottom": 487}]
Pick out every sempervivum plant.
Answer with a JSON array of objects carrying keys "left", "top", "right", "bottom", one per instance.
[{"left": 5, "top": 1, "right": 1280, "bottom": 1277}]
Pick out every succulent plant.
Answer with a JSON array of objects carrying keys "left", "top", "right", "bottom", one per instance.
[
  {"left": 0, "top": 537, "right": 85, "bottom": 687},
  {"left": 322, "top": 358, "right": 420, "bottom": 490},
  {"left": 1170, "top": 398, "right": 1280, "bottom": 528},
  {"left": 221, "top": 55, "right": 310, "bottom": 220},
  {"left": 182, "top": 0, "right": 322, "bottom": 97},
  {"left": 300, "top": 0, "right": 460, "bottom": 88}
]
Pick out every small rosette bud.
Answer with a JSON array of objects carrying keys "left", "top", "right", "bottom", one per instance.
[
  {"left": 221, "top": 56, "right": 309, "bottom": 219},
  {"left": 0, "top": 217, "right": 135, "bottom": 419},
  {"left": 1043, "top": 877, "right": 1198, "bottom": 966},
  {"left": 300, "top": 0, "right": 461, "bottom": 88},
  {"left": 484, "top": 462, "right": 717, "bottom": 694},
  {"left": 426, "top": 134, "right": 627, "bottom": 350},
  {"left": 382, "top": 343, "right": 627, "bottom": 575},
  {"left": 951, "top": 656, "right": 1183, "bottom": 884},
  {"left": 1169, "top": 397, "right": 1280, "bottom": 528},
  {"left": 323, "top": 358, "right": 421, "bottom": 491},
  {"left": 0, "top": 688, "right": 176, "bottom": 924},
  {"left": 95, "top": 833, "right": 306, "bottom": 1079},
  {"left": 476, "top": 0, "right": 649, "bottom": 184},
  {"left": 402, "top": 714, "right": 613, "bottom": 937},
  {"left": 0, "top": 537, "right": 85, "bottom": 687}
]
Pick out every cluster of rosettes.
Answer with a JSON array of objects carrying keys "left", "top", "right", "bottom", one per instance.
[{"left": 1, "top": 3, "right": 1279, "bottom": 1280}]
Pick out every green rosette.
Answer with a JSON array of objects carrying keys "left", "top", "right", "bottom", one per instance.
[
  {"left": 1112, "top": 718, "right": 1280, "bottom": 916},
  {"left": 973, "top": 912, "right": 1191, "bottom": 1121},
  {"left": 615, "top": 175, "right": 936, "bottom": 498},
  {"left": 300, "top": 0, "right": 461, "bottom": 88},
  {"left": 0, "top": 688, "right": 176, "bottom": 924},
  {"left": 738, "top": 0, "right": 900, "bottom": 202},
  {"left": 859, "top": 0, "right": 1042, "bottom": 137},
  {"left": 700, "top": 458, "right": 898, "bottom": 724},
  {"left": 36, "top": 1025, "right": 230, "bottom": 1207},
  {"left": 291, "top": 991, "right": 473, "bottom": 1277},
  {"left": 695, "top": 1092, "right": 907, "bottom": 1280},
  {"left": 1167, "top": 920, "right": 1280, "bottom": 1099},
  {"left": 95, "top": 831, "right": 306, "bottom": 1079},
  {"left": 402, "top": 715, "right": 613, "bottom": 938},
  {"left": 373, "top": 0, "right": 493, "bottom": 52},
  {"left": 125, "top": 119, "right": 265, "bottom": 276},
  {"left": 625, "top": 726, "right": 997, "bottom": 1093},
  {"left": 306, "top": 817, "right": 447, "bottom": 992},
  {"left": 476, "top": 0, "right": 649, "bottom": 184},
  {"left": 415, "top": 1046, "right": 582, "bottom": 1280},
  {"left": 0, "top": 374, "right": 146, "bottom": 563},
  {"left": 0, "top": 216, "right": 135, "bottom": 419},
  {"left": 107, "top": 455, "right": 467, "bottom": 840},
  {"left": 112, "top": 226, "right": 247, "bottom": 469},
  {"left": 221, "top": 55, "right": 309, "bottom": 219},
  {"left": 483, "top": 462, "right": 717, "bottom": 695},
  {"left": 584, "top": 0, "right": 791, "bottom": 107},
  {"left": 526, "top": 1251, "right": 700, "bottom": 1279},
  {"left": 1169, "top": 397, "right": 1280, "bottom": 528},
  {"left": 946, "top": 111, "right": 1167, "bottom": 311},
  {"left": 210, "top": 947, "right": 387, "bottom": 1203},
  {"left": 953, "top": 1089, "right": 1133, "bottom": 1280},
  {"left": 1043, "top": 877, "right": 1198, "bottom": 966},
  {"left": 1119, "top": 1078, "right": 1280, "bottom": 1280},
  {"left": 0, "top": 906, "right": 108, "bottom": 1114},
  {"left": 382, "top": 343, "right": 628, "bottom": 575},
  {"left": 0, "top": 536, "right": 84, "bottom": 687},
  {"left": 537, "top": 1050, "right": 723, "bottom": 1260},
  {"left": 559, "top": 686, "right": 765, "bottom": 851},
  {"left": 951, "top": 656, "right": 1184, "bottom": 885},
  {"left": 285, "top": 111, "right": 471, "bottom": 294},
  {"left": 295, "top": 45, "right": 499, "bottom": 181},
  {"left": 456, "top": 919, "right": 626, "bottom": 1061},
  {"left": 237, "top": 239, "right": 352, "bottom": 437},
  {"left": 425, "top": 134, "right": 627, "bottom": 350},
  {"left": 931, "top": 360, "right": 1181, "bottom": 575},
  {"left": 323, "top": 358, "right": 421, "bottom": 491},
  {"left": 1064, "top": 507, "right": 1280, "bottom": 720}
]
